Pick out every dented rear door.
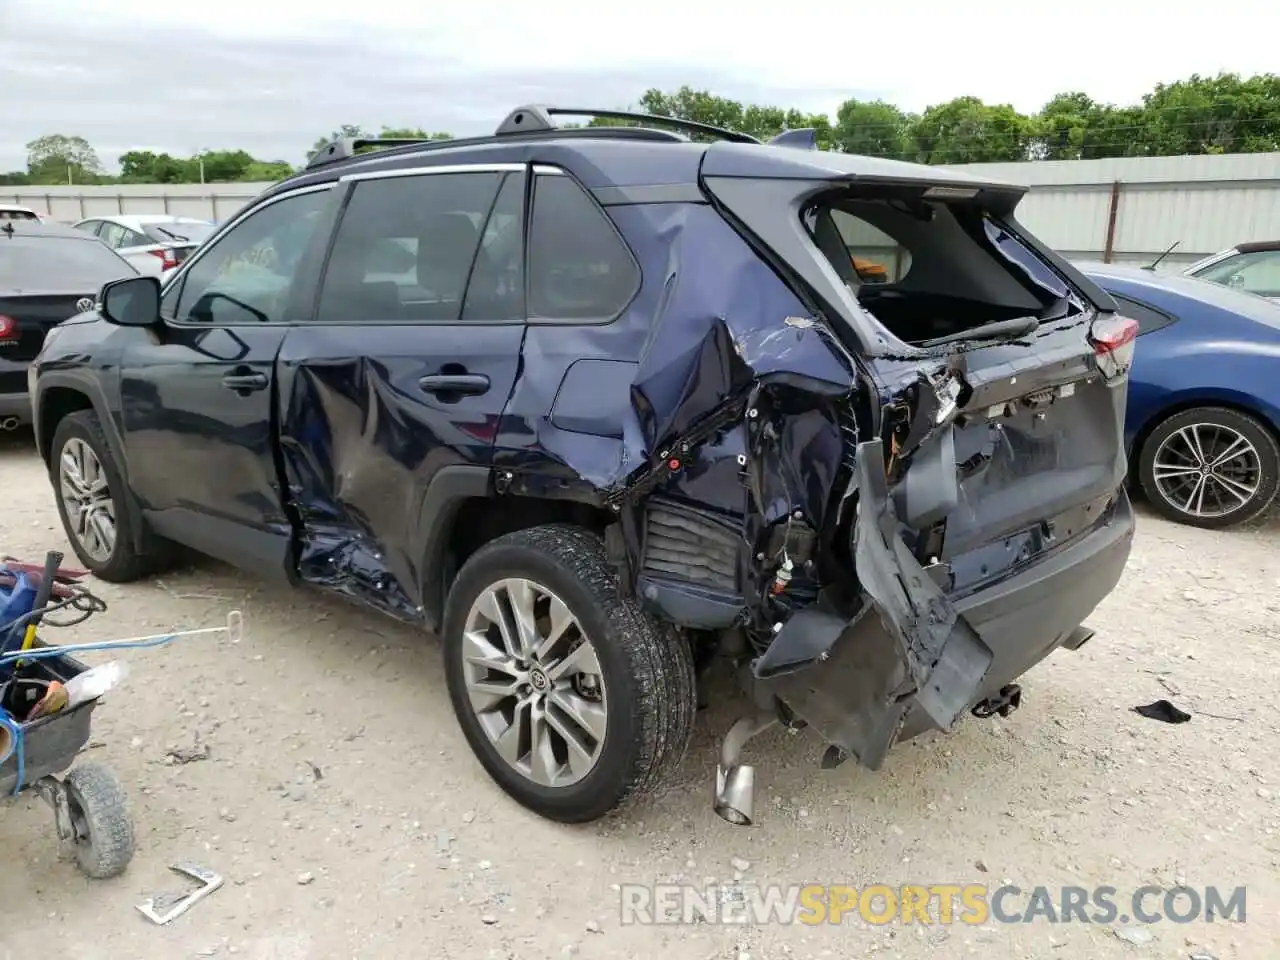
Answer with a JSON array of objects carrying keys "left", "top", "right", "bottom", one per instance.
[{"left": 275, "top": 165, "right": 527, "bottom": 617}]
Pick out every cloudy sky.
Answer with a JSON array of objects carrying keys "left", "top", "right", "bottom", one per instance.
[{"left": 0, "top": 0, "right": 1273, "bottom": 172}]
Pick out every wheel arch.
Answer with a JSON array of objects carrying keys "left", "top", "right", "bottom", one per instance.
[
  {"left": 36, "top": 376, "right": 149, "bottom": 552},
  {"left": 415, "top": 466, "right": 614, "bottom": 633}
]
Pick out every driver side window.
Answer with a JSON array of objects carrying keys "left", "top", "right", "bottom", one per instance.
[{"left": 171, "top": 188, "right": 332, "bottom": 325}]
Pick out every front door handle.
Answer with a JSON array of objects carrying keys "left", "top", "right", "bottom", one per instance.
[
  {"left": 418, "top": 373, "right": 490, "bottom": 396},
  {"left": 221, "top": 372, "right": 269, "bottom": 392}
]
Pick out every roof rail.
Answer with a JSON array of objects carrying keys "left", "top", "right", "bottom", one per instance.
[
  {"left": 495, "top": 105, "right": 761, "bottom": 144},
  {"left": 306, "top": 136, "right": 452, "bottom": 170}
]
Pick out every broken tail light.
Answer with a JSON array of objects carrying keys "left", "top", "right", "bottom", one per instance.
[{"left": 1090, "top": 314, "right": 1139, "bottom": 382}]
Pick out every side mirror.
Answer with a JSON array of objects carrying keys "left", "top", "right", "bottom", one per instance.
[{"left": 100, "top": 275, "right": 162, "bottom": 327}]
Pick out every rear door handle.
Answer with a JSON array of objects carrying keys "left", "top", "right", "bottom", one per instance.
[
  {"left": 417, "top": 374, "right": 490, "bottom": 396},
  {"left": 221, "top": 372, "right": 269, "bottom": 392}
]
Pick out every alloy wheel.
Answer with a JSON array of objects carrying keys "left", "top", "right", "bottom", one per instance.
[
  {"left": 58, "top": 438, "right": 117, "bottom": 562},
  {"left": 461, "top": 577, "right": 607, "bottom": 788},
  {"left": 1151, "top": 422, "right": 1262, "bottom": 519}
]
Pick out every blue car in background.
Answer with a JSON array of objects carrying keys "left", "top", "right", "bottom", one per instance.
[{"left": 1081, "top": 262, "right": 1280, "bottom": 529}]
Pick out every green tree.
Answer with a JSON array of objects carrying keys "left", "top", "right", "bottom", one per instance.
[
  {"left": 25, "top": 134, "right": 103, "bottom": 183},
  {"left": 907, "top": 97, "right": 1033, "bottom": 164},
  {"left": 1141, "top": 72, "right": 1280, "bottom": 156},
  {"left": 833, "top": 98, "right": 913, "bottom": 157},
  {"left": 244, "top": 160, "right": 295, "bottom": 181}
]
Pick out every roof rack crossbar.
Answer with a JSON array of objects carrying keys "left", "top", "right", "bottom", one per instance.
[
  {"left": 494, "top": 105, "right": 761, "bottom": 144},
  {"left": 306, "top": 136, "right": 453, "bottom": 171}
]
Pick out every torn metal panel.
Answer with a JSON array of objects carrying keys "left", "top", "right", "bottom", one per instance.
[
  {"left": 506, "top": 202, "right": 858, "bottom": 499},
  {"left": 852, "top": 437, "right": 993, "bottom": 729}
]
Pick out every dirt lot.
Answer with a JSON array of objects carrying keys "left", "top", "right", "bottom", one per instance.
[{"left": 1, "top": 431, "right": 1277, "bottom": 960}]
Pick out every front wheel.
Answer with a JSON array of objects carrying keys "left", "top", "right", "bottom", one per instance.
[
  {"left": 442, "top": 524, "right": 696, "bottom": 823},
  {"left": 1138, "top": 406, "right": 1280, "bottom": 529},
  {"left": 49, "top": 410, "right": 171, "bottom": 581}
]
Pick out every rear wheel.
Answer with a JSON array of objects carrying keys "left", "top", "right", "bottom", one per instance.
[
  {"left": 49, "top": 410, "right": 172, "bottom": 581},
  {"left": 1138, "top": 406, "right": 1280, "bottom": 529},
  {"left": 442, "top": 524, "right": 696, "bottom": 823}
]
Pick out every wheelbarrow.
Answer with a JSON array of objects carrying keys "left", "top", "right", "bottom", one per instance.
[{"left": 1, "top": 647, "right": 135, "bottom": 879}]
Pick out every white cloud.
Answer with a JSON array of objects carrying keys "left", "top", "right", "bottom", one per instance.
[{"left": 0, "top": 0, "right": 1274, "bottom": 171}]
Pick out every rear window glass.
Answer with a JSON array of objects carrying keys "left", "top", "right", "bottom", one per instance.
[
  {"left": 527, "top": 173, "right": 639, "bottom": 321},
  {"left": 812, "top": 195, "right": 1081, "bottom": 345},
  {"left": 142, "top": 221, "right": 216, "bottom": 245},
  {"left": 0, "top": 236, "right": 136, "bottom": 289}
]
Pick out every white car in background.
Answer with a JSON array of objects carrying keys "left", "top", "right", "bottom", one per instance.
[
  {"left": 0, "top": 204, "right": 42, "bottom": 222},
  {"left": 1183, "top": 241, "right": 1280, "bottom": 303},
  {"left": 72, "top": 214, "right": 217, "bottom": 278}
]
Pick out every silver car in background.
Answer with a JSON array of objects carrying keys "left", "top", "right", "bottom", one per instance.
[
  {"left": 72, "top": 214, "right": 216, "bottom": 279},
  {"left": 1183, "top": 241, "right": 1280, "bottom": 303}
]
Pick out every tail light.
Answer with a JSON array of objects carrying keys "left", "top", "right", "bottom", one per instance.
[
  {"left": 0, "top": 315, "right": 16, "bottom": 342},
  {"left": 1090, "top": 314, "right": 1139, "bottom": 382},
  {"left": 149, "top": 247, "right": 179, "bottom": 270}
]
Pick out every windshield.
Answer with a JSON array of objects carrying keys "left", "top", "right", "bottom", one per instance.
[
  {"left": 0, "top": 235, "right": 138, "bottom": 289},
  {"left": 142, "top": 220, "right": 216, "bottom": 245}
]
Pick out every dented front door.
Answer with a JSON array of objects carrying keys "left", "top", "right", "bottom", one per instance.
[{"left": 274, "top": 166, "right": 527, "bottom": 617}]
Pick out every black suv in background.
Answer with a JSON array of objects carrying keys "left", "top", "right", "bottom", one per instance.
[
  {"left": 1, "top": 221, "right": 137, "bottom": 428},
  {"left": 30, "top": 106, "right": 1137, "bottom": 825}
]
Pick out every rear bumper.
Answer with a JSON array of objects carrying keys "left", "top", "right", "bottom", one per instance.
[
  {"left": 897, "top": 489, "right": 1132, "bottom": 740},
  {"left": 0, "top": 391, "right": 32, "bottom": 423},
  {"left": 756, "top": 439, "right": 1134, "bottom": 768}
]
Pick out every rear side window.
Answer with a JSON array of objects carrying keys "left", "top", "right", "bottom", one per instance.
[
  {"left": 315, "top": 171, "right": 504, "bottom": 323},
  {"left": 1111, "top": 293, "right": 1178, "bottom": 335},
  {"left": 0, "top": 236, "right": 135, "bottom": 288},
  {"left": 527, "top": 173, "right": 639, "bottom": 322},
  {"left": 0, "top": 208, "right": 39, "bottom": 221}
]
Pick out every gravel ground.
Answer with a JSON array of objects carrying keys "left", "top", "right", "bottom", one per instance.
[{"left": 0, "top": 430, "right": 1277, "bottom": 960}]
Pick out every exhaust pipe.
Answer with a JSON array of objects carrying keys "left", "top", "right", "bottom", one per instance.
[
  {"left": 713, "top": 712, "right": 778, "bottom": 826},
  {"left": 0, "top": 417, "right": 20, "bottom": 431}
]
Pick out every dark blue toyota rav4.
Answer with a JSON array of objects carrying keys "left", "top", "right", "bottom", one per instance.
[{"left": 29, "top": 106, "right": 1137, "bottom": 825}]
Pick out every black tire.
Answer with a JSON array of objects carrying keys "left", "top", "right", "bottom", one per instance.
[
  {"left": 442, "top": 524, "right": 696, "bottom": 823},
  {"left": 62, "top": 761, "right": 135, "bottom": 879},
  {"left": 48, "top": 409, "right": 171, "bottom": 581},
  {"left": 1138, "top": 406, "right": 1280, "bottom": 529}
]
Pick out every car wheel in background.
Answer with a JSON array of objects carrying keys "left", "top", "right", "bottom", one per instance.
[
  {"left": 49, "top": 410, "right": 173, "bottom": 581},
  {"left": 1138, "top": 406, "right": 1280, "bottom": 529},
  {"left": 442, "top": 524, "right": 696, "bottom": 823}
]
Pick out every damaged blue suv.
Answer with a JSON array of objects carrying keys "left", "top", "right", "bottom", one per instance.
[{"left": 29, "top": 106, "right": 1137, "bottom": 825}]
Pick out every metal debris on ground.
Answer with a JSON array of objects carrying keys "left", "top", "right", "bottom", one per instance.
[{"left": 136, "top": 862, "right": 225, "bottom": 925}]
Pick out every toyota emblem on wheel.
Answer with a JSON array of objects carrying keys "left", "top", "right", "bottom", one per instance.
[{"left": 76, "top": 297, "right": 94, "bottom": 312}]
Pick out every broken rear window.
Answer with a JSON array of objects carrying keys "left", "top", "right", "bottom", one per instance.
[{"left": 807, "top": 191, "right": 1083, "bottom": 346}]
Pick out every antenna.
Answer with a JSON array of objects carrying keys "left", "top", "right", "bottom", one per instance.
[{"left": 1144, "top": 240, "right": 1181, "bottom": 272}]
